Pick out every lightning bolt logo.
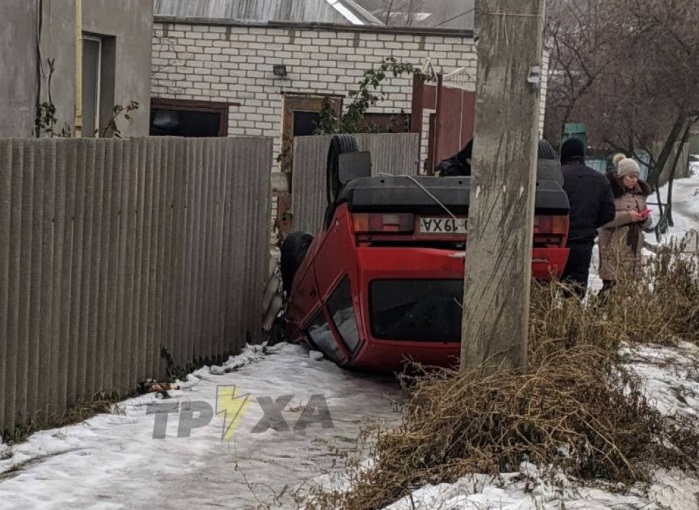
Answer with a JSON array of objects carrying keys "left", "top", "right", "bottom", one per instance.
[{"left": 216, "top": 385, "right": 252, "bottom": 441}]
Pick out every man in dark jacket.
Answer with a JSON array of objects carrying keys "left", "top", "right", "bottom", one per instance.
[
  {"left": 559, "top": 137, "right": 616, "bottom": 298},
  {"left": 537, "top": 139, "right": 564, "bottom": 185},
  {"left": 435, "top": 140, "right": 472, "bottom": 176}
]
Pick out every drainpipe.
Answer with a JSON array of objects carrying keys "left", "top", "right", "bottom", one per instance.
[{"left": 74, "top": 0, "right": 83, "bottom": 137}]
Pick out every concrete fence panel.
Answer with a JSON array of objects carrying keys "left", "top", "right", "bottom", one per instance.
[
  {"left": 0, "top": 136, "right": 272, "bottom": 434},
  {"left": 291, "top": 133, "right": 420, "bottom": 234},
  {"left": 688, "top": 134, "right": 699, "bottom": 158}
]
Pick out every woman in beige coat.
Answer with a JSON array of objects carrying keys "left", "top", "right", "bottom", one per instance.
[{"left": 597, "top": 158, "right": 652, "bottom": 293}]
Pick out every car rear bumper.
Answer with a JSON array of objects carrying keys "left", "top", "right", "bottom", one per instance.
[
  {"left": 531, "top": 247, "right": 569, "bottom": 280},
  {"left": 353, "top": 246, "right": 569, "bottom": 280}
]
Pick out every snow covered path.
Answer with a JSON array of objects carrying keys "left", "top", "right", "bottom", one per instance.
[
  {"left": 0, "top": 344, "right": 401, "bottom": 509},
  {"left": 3, "top": 340, "right": 699, "bottom": 510},
  {"left": 1, "top": 164, "right": 697, "bottom": 510}
]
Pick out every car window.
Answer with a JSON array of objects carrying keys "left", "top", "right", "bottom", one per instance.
[
  {"left": 306, "top": 309, "right": 345, "bottom": 364},
  {"left": 370, "top": 279, "right": 463, "bottom": 342},
  {"left": 326, "top": 277, "right": 360, "bottom": 353}
]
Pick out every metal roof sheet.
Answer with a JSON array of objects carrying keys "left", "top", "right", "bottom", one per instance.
[
  {"left": 352, "top": 0, "right": 475, "bottom": 29},
  {"left": 153, "top": 0, "right": 383, "bottom": 25}
]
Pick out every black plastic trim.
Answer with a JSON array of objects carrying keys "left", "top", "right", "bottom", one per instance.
[{"left": 339, "top": 176, "right": 570, "bottom": 216}]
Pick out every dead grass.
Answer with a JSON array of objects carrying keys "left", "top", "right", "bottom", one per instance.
[
  {"left": 2, "top": 392, "right": 122, "bottom": 445},
  {"left": 530, "top": 236, "right": 699, "bottom": 356},
  {"left": 644, "top": 237, "right": 699, "bottom": 343},
  {"left": 298, "top": 236, "right": 699, "bottom": 510}
]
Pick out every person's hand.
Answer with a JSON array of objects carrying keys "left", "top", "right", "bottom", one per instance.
[{"left": 628, "top": 211, "right": 645, "bottom": 222}]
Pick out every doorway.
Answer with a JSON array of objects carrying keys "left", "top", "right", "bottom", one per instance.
[{"left": 280, "top": 94, "right": 342, "bottom": 171}]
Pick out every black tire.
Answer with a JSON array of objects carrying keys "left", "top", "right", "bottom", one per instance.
[
  {"left": 326, "top": 134, "right": 359, "bottom": 205},
  {"left": 267, "top": 316, "right": 287, "bottom": 346},
  {"left": 280, "top": 231, "right": 314, "bottom": 293}
]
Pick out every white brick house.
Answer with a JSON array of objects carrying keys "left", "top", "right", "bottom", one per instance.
[{"left": 152, "top": 19, "right": 480, "bottom": 171}]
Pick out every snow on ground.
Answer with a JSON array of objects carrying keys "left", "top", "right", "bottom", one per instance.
[
  {"left": 1, "top": 164, "right": 697, "bottom": 510},
  {"left": 382, "top": 342, "right": 699, "bottom": 510},
  {"left": 648, "top": 161, "right": 699, "bottom": 246},
  {"left": 382, "top": 467, "right": 699, "bottom": 510},
  {"left": 622, "top": 341, "right": 699, "bottom": 419},
  {"left": 3, "top": 340, "right": 697, "bottom": 510},
  {"left": 0, "top": 343, "right": 401, "bottom": 509}
]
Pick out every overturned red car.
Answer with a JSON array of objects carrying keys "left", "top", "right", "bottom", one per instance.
[{"left": 281, "top": 136, "right": 569, "bottom": 373}]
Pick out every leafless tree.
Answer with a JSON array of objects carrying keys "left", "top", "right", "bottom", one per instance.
[
  {"left": 361, "top": 0, "right": 421, "bottom": 26},
  {"left": 545, "top": 0, "right": 699, "bottom": 205},
  {"left": 544, "top": 0, "right": 621, "bottom": 140}
]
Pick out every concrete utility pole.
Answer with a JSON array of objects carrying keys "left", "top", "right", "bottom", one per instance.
[{"left": 460, "top": 0, "right": 546, "bottom": 372}]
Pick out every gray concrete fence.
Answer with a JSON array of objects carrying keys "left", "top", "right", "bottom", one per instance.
[
  {"left": 291, "top": 133, "right": 420, "bottom": 234},
  {"left": 0, "top": 136, "right": 271, "bottom": 434}
]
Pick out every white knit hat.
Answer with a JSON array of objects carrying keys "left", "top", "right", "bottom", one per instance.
[{"left": 617, "top": 158, "right": 640, "bottom": 177}]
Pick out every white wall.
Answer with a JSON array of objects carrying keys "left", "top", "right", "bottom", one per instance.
[
  {"left": 0, "top": 0, "right": 152, "bottom": 139},
  {"left": 151, "top": 20, "right": 549, "bottom": 171},
  {"left": 152, "top": 21, "right": 477, "bottom": 171}
]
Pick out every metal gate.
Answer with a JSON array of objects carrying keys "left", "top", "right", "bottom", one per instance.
[{"left": 411, "top": 68, "right": 477, "bottom": 174}]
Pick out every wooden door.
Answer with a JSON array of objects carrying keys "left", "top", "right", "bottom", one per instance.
[{"left": 280, "top": 94, "right": 342, "bottom": 171}]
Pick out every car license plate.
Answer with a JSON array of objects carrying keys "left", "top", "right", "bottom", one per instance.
[{"left": 418, "top": 217, "right": 467, "bottom": 235}]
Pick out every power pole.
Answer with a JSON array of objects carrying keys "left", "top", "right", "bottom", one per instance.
[{"left": 460, "top": 0, "right": 546, "bottom": 372}]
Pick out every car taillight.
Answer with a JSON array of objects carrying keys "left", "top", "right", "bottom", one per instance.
[
  {"left": 352, "top": 213, "right": 415, "bottom": 233},
  {"left": 533, "top": 215, "right": 568, "bottom": 246},
  {"left": 534, "top": 215, "right": 568, "bottom": 234}
]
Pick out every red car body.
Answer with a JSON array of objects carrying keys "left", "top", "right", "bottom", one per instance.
[{"left": 282, "top": 174, "right": 569, "bottom": 373}]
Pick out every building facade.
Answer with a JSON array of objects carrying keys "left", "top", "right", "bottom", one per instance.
[
  {"left": 151, "top": 18, "right": 479, "bottom": 172},
  {"left": 0, "top": 0, "right": 153, "bottom": 139}
]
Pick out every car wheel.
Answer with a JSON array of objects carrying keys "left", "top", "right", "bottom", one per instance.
[
  {"left": 280, "top": 231, "right": 314, "bottom": 293},
  {"left": 267, "top": 316, "right": 286, "bottom": 346},
  {"left": 326, "top": 134, "right": 359, "bottom": 204}
]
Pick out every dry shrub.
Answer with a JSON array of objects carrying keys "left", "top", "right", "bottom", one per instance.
[
  {"left": 531, "top": 233, "right": 699, "bottom": 357},
  {"left": 299, "top": 239, "right": 699, "bottom": 510},
  {"left": 527, "top": 274, "right": 675, "bottom": 364},
  {"left": 529, "top": 281, "right": 621, "bottom": 359},
  {"left": 645, "top": 236, "right": 699, "bottom": 343},
  {"left": 304, "top": 348, "right": 697, "bottom": 510}
]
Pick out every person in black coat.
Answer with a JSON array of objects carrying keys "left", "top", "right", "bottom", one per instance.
[
  {"left": 559, "top": 137, "right": 616, "bottom": 298},
  {"left": 435, "top": 140, "right": 473, "bottom": 176},
  {"left": 537, "top": 139, "right": 564, "bottom": 185},
  {"left": 437, "top": 139, "right": 564, "bottom": 182}
]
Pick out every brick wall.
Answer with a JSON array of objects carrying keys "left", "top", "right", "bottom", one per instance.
[
  {"left": 152, "top": 20, "right": 549, "bottom": 174},
  {"left": 152, "top": 21, "right": 478, "bottom": 173}
]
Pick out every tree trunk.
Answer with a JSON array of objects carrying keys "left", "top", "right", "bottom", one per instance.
[{"left": 647, "top": 112, "right": 686, "bottom": 188}]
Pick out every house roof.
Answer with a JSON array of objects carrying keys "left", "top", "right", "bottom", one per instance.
[
  {"left": 354, "top": 0, "right": 475, "bottom": 29},
  {"left": 153, "top": 0, "right": 384, "bottom": 25}
]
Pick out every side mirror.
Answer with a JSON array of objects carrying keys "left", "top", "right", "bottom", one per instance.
[{"left": 338, "top": 151, "right": 372, "bottom": 185}]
